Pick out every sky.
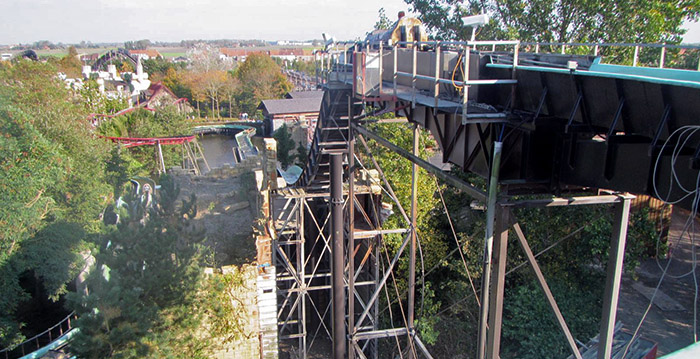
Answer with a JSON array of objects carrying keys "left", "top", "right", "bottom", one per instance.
[
  {"left": 0, "top": 0, "right": 411, "bottom": 44},
  {"left": 1, "top": 0, "right": 700, "bottom": 45}
]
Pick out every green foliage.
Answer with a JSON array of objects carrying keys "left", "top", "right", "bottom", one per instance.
[
  {"left": 233, "top": 53, "right": 292, "bottom": 114},
  {"left": 288, "top": 59, "right": 316, "bottom": 76},
  {"left": 20, "top": 222, "right": 89, "bottom": 301},
  {"left": 295, "top": 141, "right": 308, "bottom": 165},
  {"left": 273, "top": 124, "right": 296, "bottom": 168},
  {"left": 97, "top": 106, "right": 192, "bottom": 176},
  {"left": 374, "top": 7, "right": 394, "bottom": 30},
  {"left": 502, "top": 277, "right": 603, "bottom": 359},
  {"left": 405, "top": 0, "right": 700, "bottom": 44},
  {"left": 68, "top": 175, "right": 209, "bottom": 358},
  {"left": 124, "top": 39, "right": 151, "bottom": 50},
  {"left": 78, "top": 79, "right": 128, "bottom": 115},
  {"left": 360, "top": 122, "right": 447, "bottom": 344},
  {"left": 0, "top": 61, "right": 112, "bottom": 345},
  {"left": 200, "top": 266, "right": 253, "bottom": 345}
]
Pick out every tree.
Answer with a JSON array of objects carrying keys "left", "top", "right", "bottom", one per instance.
[
  {"left": 404, "top": 0, "right": 700, "bottom": 44},
  {"left": 201, "top": 70, "right": 229, "bottom": 118},
  {"left": 185, "top": 43, "right": 234, "bottom": 118},
  {"left": 295, "top": 141, "right": 308, "bottom": 165},
  {"left": 0, "top": 60, "right": 111, "bottom": 346},
  {"left": 234, "top": 53, "right": 292, "bottom": 115},
  {"left": 221, "top": 74, "right": 239, "bottom": 118},
  {"left": 97, "top": 105, "right": 192, "bottom": 176},
  {"left": 374, "top": 7, "right": 394, "bottom": 30},
  {"left": 124, "top": 39, "right": 151, "bottom": 50},
  {"left": 360, "top": 121, "right": 446, "bottom": 345},
  {"left": 273, "top": 124, "right": 296, "bottom": 168},
  {"left": 68, "top": 175, "right": 209, "bottom": 358},
  {"left": 57, "top": 46, "right": 82, "bottom": 78}
]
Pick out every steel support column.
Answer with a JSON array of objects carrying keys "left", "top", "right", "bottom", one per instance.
[
  {"left": 477, "top": 141, "right": 503, "bottom": 359},
  {"left": 598, "top": 196, "right": 633, "bottom": 359},
  {"left": 407, "top": 123, "right": 419, "bottom": 358},
  {"left": 331, "top": 154, "right": 347, "bottom": 359},
  {"left": 348, "top": 97, "right": 356, "bottom": 359},
  {"left": 486, "top": 206, "right": 509, "bottom": 359}
]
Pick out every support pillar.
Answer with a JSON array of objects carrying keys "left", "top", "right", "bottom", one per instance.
[
  {"left": 348, "top": 97, "right": 356, "bottom": 359},
  {"left": 477, "top": 141, "right": 503, "bottom": 359},
  {"left": 407, "top": 124, "right": 419, "bottom": 358},
  {"left": 486, "top": 206, "right": 509, "bottom": 359},
  {"left": 331, "top": 154, "right": 347, "bottom": 359},
  {"left": 598, "top": 196, "right": 632, "bottom": 359}
]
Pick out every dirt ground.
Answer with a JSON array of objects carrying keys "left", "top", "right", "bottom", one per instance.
[
  {"left": 173, "top": 172, "right": 258, "bottom": 266},
  {"left": 617, "top": 208, "right": 700, "bottom": 356}
]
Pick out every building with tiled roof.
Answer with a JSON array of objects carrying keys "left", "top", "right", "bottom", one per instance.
[
  {"left": 219, "top": 48, "right": 269, "bottom": 62},
  {"left": 140, "top": 81, "right": 191, "bottom": 113},
  {"left": 258, "top": 93, "right": 323, "bottom": 145}
]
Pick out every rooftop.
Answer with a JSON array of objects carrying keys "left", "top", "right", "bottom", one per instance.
[{"left": 258, "top": 97, "right": 322, "bottom": 115}]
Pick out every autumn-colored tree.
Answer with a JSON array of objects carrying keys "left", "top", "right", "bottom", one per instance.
[
  {"left": 221, "top": 74, "right": 239, "bottom": 118},
  {"left": 234, "top": 52, "right": 292, "bottom": 115}
]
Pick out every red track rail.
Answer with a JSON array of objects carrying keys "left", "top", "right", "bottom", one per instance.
[{"left": 101, "top": 135, "right": 195, "bottom": 148}]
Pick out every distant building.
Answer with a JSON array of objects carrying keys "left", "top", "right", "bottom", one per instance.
[
  {"left": 269, "top": 48, "right": 304, "bottom": 62},
  {"left": 219, "top": 48, "right": 314, "bottom": 63},
  {"left": 173, "top": 56, "right": 190, "bottom": 63},
  {"left": 258, "top": 91, "right": 324, "bottom": 146},
  {"left": 140, "top": 81, "right": 191, "bottom": 113},
  {"left": 276, "top": 40, "right": 313, "bottom": 46},
  {"left": 219, "top": 48, "right": 269, "bottom": 62},
  {"left": 79, "top": 53, "right": 100, "bottom": 63},
  {"left": 129, "top": 49, "right": 163, "bottom": 61},
  {"left": 69, "top": 58, "right": 151, "bottom": 107}
]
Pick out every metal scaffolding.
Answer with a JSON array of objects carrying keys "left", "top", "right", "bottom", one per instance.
[{"left": 269, "top": 36, "right": 677, "bottom": 359}]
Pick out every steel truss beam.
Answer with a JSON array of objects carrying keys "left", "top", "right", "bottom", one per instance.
[
  {"left": 353, "top": 116, "right": 635, "bottom": 359},
  {"left": 272, "top": 184, "right": 384, "bottom": 358}
]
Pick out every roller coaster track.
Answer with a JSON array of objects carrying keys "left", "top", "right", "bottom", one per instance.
[
  {"left": 0, "top": 313, "right": 77, "bottom": 359},
  {"left": 91, "top": 48, "right": 139, "bottom": 71}
]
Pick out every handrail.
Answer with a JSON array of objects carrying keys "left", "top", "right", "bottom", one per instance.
[
  {"left": 0, "top": 312, "right": 77, "bottom": 359},
  {"left": 520, "top": 41, "right": 700, "bottom": 70},
  {"left": 522, "top": 41, "right": 700, "bottom": 50}
]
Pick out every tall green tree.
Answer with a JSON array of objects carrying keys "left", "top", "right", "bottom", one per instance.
[
  {"left": 405, "top": 0, "right": 700, "bottom": 43},
  {"left": 0, "top": 60, "right": 111, "bottom": 346},
  {"left": 273, "top": 124, "right": 296, "bottom": 168},
  {"left": 68, "top": 176, "right": 208, "bottom": 359}
]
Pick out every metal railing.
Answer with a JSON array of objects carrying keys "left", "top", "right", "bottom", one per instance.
[
  {"left": 316, "top": 39, "right": 700, "bottom": 86},
  {"left": 521, "top": 41, "right": 700, "bottom": 70},
  {"left": 317, "top": 39, "right": 520, "bottom": 124},
  {"left": 315, "top": 37, "right": 700, "bottom": 128},
  {"left": 0, "top": 312, "right": 77, "bottom": 359}
]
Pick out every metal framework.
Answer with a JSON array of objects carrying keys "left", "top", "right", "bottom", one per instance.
[{"left": 270, "top": 35, "right": 700, "bottom": 359}]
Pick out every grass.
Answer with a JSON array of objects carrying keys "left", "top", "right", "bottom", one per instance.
[{"left": 161, "top": 52, "right": 186, "bottom": 58}]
